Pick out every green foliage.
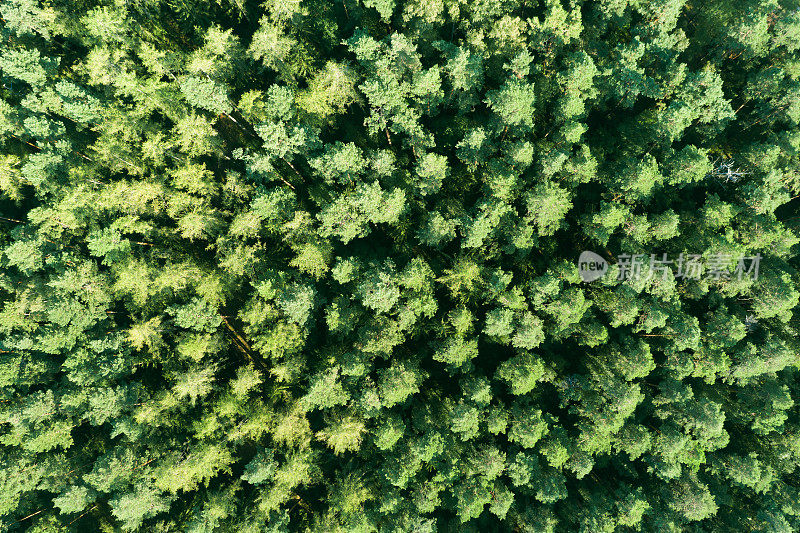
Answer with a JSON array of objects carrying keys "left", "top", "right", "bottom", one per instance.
[
  {"left": 180, "top": 76, "right": 233, "bottom": 115},
  {"left": 485, "top": 80, "right": 536, "bottom": 132},
  {"left": 1, "top": 0, "right": 799, "bottom": 531}
]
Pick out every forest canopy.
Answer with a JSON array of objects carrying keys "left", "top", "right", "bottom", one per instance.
[{"left": 1, "top": 0, "right": 800, "bottom": 531}]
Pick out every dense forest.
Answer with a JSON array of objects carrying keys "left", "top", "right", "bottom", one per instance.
[{"left": 1, "top": 0, "right": 800, "bottom": 530}]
